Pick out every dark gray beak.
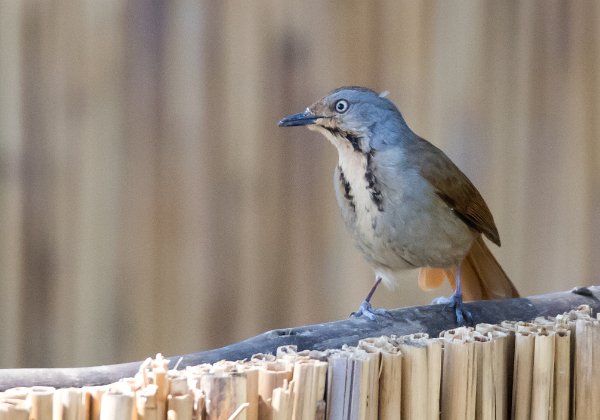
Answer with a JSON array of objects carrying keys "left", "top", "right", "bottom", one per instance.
[{"left": 278, "top": 111, "right": 322, "bottom": 127}]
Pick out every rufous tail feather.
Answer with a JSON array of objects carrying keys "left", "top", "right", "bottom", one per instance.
[{"left": 418, "top": 236, "right": 519, "bottom": 301}]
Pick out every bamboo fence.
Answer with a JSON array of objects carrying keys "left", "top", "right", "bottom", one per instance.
[{"left": 1, "top": 305, "right": 598, "bottom": 420}]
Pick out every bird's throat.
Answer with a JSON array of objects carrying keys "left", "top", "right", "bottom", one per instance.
[
  {"left": 336, "top": 147, "right": 384, "bottom": 216},
  {"left": 313, "top": 125, "right": 384, "bottom": 215}
]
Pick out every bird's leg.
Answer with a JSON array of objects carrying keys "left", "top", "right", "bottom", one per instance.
[
  {"left": 432, "top": 263, "right": 473, "bottom": 325},
  {"left": 351, "top": 276, "right": 390, "bottom": 320},
  {"left": 448, "top": 267, "right": 473, "bottom": 325}
]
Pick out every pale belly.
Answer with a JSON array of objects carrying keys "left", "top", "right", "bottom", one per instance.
[
  {"left": 334, "top": 157, "right": 475, "bottom": 285},
  {"left": 351, "top": 196, "right": 474, "bottom": 268}
]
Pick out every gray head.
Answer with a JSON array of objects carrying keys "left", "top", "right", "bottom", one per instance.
[{"left": 278, "top": 86, "right": 414, "bottom": 153}]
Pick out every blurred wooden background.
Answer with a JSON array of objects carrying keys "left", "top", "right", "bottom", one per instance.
[{"left": 1, "top": 1, "right": 599, "bottom": 368}]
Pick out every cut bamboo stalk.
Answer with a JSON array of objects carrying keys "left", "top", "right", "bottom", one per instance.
[
  {"left": 24, "top": 386, "right": 55, "bottom": 420},
  {"left": 440, "top": 328, "right": 477, "bottom": 420},
  {"left": 327, "top": 346, "right": 380, "bottom": 420},
  {"left": 291, "top": 361, "right": 313, "bottom": 420},
  {"left": 3, "top": 388, "right": 29, "bottom": 400},
  {"left": 563, "top": 314, "right": 578, "bottom": 420},
  {"left": 137, "top": 358, "right": 153, "bottom": 388},
  {"left": 167, "top": 392, "right": 193, "bottom": 420},
  {"left": 361, "top": 348, "right": 380, "bottom": 420},
  {"left": 594, "top": 320, "right": 600, "bottom": 418},
  {"left": 152, "top": 357, "right": 169, "bottom": 420},
  {"left": 348, "top": 352, "right": 364, "bottom": 420},
  {"left": 398, "top": 339, "right": 428, "bottom": 420},
  {"left": 134, "top": 353, "right": 169, "bottom": 420},
  {"left": 290, "top": 359, "right": 328, "bottom": 420},
  {"left": 476, "top": 324, "right": 514, "bottom": 419},
  {"left": 99, "top": 389, "right": 134, "bottom": 420},
  {"left": 325, "top": 351, "right": 350, "bottom": 419},
  {"left": 512, "top": 330, "right": 535, "bottom": 420},
  {"left": 585, "top": 317, "right": 600, "bottom": 419},
  {"left": 255, "top": 360, "right": 293, "bottom": 420},
  {"left": 315, "top": 361, "right": 327, "bottom": 410},
  {"left": 137, "top": 384, "right": 159, "bottom": 420},
  {"left": 53, "top": 388, "right": 87, "bottom": 420},
  {"left": 379, "top": 342, "right": 402, "bottom": 420},
  {"left": 397, "top": 334, "right": 442, "bottom": 420},
  {"left": 82, "top": 391, "right": 91, "bottom": 420},
  {"left": 169, "top": 374, "right": 188, "bottom": 394},
  {"left": 360, "top": 336, "right": 402, "bottom": 420},
  {"left": 202, "top": 370, "right": 247, "bottom": 420},
  {"left": 167, "top": 374, "right": 192, "bottom": 420},
  {"left": 243, "top": 368, "right": 258, "bottom": 420},
  {"left": 552, "top": 328, "right": 570, "bottom": 420},
  {"left": 271, "top": 380, "right": 292, "bottom": 420},
  {"left": 258, "top": 361, "right": 293, "bottom": 393},
  {"left": 81, "top": 387, "right": 103, "bottom": 420},
  {"left": 474, "top": 334, "right": 495, "bottom": 420},
  {"left": 193, "top": 388, "right": 206, "bottom": 420},
  {"left": 425, "top": 338, "right": 442, "bottom": 420},
  {"left": 494, "top": 331, "right": 512, "bottom": 420},
  {"left": 0, "top": 399, "right": 30, "bottom": 420},
  {"left": 0, "top": 386, "right": 55, "bottom": 420},
  {"left": 531, "top": 329, "right": 555, "bottom": 420},
  {"left": 551, "top": 307, "right": 591, "bottom": 419},
  {"left": 573, "top": 318, "right": 593, "bottom": 420},
  {"left": 592, "top": 318, "right": 600, "bottom": 419}
]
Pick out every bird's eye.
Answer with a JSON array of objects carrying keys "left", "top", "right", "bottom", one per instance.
[{"left": 334, "top": 99, "right": 349, "bottom": 113}]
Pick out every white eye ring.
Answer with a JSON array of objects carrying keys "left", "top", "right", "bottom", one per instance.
[{"left": 335, "top": 99, "right": 349, "bottom": 113}]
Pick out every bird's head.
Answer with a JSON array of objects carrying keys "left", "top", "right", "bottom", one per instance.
[{"left": 278, "top": 86, "right": 409, "bottom": 153}]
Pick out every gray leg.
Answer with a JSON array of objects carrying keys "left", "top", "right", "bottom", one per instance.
[
  {"left": 431, "top": 264, "right": 473, "bottom": 325},
  {"left": 351, "top": 276, "right": 390, "bottom": 320}
]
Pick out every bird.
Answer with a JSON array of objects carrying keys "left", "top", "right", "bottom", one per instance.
[{"left": 278, "top": 86, "right": 519, "bottom": 324}]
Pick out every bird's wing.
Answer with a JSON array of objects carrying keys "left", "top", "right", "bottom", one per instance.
[{"left": 413, "top": 137, "right": 501, "bottom": 246}]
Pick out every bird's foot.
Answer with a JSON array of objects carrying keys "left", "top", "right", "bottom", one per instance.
[
  {"left": 432, "top": 293, "right": 473, "bottom": 326},
  {"left": 351, "top": 300, "right": 390, "bottom": 321}
]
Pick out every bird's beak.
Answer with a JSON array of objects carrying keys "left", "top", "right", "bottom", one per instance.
[{"left": 278, "top": 110, "right": 323, "bottom": 127}]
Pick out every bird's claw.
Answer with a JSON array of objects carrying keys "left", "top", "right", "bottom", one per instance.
[
  {"left": 433, "top": 293, "right": 473, "bottom": 326},
  {"left": 351, "top": 300, "right": 390, "bottom": 320}
]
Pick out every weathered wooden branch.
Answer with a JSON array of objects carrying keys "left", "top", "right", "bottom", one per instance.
[{"left": 1, "top": 286, "right": 598, "bottom": 390}]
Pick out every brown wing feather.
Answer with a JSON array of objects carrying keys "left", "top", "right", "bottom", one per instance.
[{"left": 412, "top": 137, "right": 501, "bottom": 245}]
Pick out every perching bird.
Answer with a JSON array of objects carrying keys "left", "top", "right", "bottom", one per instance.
[{"left": 278, "top": 86, "right": 519, "bottom": 324}]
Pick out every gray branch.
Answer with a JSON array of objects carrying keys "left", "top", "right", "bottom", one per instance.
[{"left": 1, "top": 286, "right": 598, "bottom": 391}]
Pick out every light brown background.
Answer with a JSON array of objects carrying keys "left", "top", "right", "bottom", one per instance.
[{"left": 1, "top": 1, "right": 599, "bottom": 368}]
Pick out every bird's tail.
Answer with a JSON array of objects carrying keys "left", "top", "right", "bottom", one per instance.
[{"left": 418, "top": 236, "right": 519, "bottom": 301}]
